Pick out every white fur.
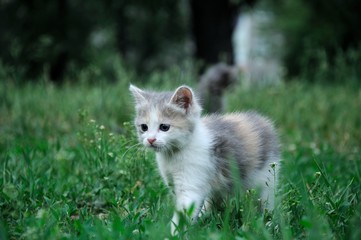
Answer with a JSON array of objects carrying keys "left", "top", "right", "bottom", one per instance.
[
  {"left": 248, "top": 159, "right": 279, "bottom": 209},
  {"left": 156, "top": 119, "right": 215, "bottom": 234}
]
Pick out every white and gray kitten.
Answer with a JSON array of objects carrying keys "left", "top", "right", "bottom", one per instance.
[{"left": 129, "top": 84, "right": 280, "bottom": 234}]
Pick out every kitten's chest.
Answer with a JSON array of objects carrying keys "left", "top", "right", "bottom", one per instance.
[{"left": 156, "top": 148, "right": 214, "bottom": 191}]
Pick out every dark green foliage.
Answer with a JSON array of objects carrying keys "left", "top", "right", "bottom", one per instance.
[
  {"left": 1, "top": 0, "right": 360, "bottom": 82},
  {"left": 0, "top": 0, "right": 101, "bottom": 81},
  {"left": 114, "top": 0, "right": 189, "bottom": 73},
  {"left": 266, "top": 0, "right": 361, "bottom": 81},
  {"left": 0, "top": 0, "right": 189, "bottom": 82}
]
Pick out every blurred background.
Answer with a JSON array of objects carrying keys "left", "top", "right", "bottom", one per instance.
[
  {"left": 1, "top": 1, "right": 361, "bottom": 239},
  {"left": 1, "top": 0, "right": 360, "bottom": 85}
]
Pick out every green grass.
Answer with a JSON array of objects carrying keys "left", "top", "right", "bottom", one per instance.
[{"left": 1, "top": 74, "right": 360, "bottom": 239}]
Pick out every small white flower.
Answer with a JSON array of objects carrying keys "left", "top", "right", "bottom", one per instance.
[{"left": 314, "top": 171, "right": 321, "bottom": 178}]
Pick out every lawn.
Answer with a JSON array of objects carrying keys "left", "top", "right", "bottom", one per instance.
[{"left": 0, "top": 73, "right": 360, "bottom": 239}]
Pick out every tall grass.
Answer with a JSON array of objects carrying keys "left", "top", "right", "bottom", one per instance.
[{"left": 0, "top": 71, "right": 360, "bottom": 239}]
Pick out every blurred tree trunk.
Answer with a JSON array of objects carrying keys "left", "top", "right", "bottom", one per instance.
[
  {"left": 49, "top": 0, "right": 68, "bottom": 83},
  {"left": 114, "top": 1, "right": 128, "bottom": 58},
  {"left": 189, "top": 0, "right": 239, "bottom": 73}
]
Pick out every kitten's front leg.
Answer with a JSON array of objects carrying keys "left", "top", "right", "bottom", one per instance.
[{"left": 171, "top": 190, "right": 206, "bottom": 235}]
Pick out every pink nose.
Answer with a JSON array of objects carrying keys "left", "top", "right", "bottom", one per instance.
[{"left": 147, "top": 138, "right": 156, "bottom": 144}]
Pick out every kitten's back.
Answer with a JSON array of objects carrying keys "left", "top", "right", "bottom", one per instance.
[{"left": 202, "top": 112, "right": 279, "bottom": 184}]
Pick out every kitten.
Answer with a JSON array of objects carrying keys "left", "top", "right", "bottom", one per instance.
[{"left": 129, "top": 84, "right": 280, "bottom": 234}]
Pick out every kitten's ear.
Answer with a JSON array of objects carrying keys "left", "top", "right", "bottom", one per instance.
[
  {"left": 170, "top": 86, "right": 193, "bottom": 111},
  {"left": 129, "top": 84, "right": 146, "bottom": 104}
]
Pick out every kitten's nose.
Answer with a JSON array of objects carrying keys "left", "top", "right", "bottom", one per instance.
[{"left": 147, "top": 138, "right": 156, "bottom": 144}]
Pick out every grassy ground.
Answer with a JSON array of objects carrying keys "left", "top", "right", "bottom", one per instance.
[{"left": 0, "top": 74, "right": 360, "bottom": 239}]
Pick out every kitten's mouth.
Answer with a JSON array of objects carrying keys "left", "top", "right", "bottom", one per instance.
[
  {"left": 148, "top": 144, "right": 163, "bottom": 152},
  {"left": 148, "top": 143, "right": 180, "bottom": 154}
]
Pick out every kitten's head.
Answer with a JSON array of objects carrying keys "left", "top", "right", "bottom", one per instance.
[{"left": 129, "top": 84, "right": 202, "bottom": 153}]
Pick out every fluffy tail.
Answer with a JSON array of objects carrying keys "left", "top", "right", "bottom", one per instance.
[{"left": 198, "top": 63, "right": 238, "bottom": 113}]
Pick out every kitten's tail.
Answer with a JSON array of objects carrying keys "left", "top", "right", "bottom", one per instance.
[{"left": 198, "top": 63, "right": 239, "bottom": 113}]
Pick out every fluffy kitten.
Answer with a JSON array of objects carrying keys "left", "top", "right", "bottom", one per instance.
[{"left": 129, "top": 84, "right": 280, "bottom": 234}]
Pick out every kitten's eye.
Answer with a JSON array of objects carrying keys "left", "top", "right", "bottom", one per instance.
[
  {"left": 140, "top": 124, "right": 148, "bottom": 132},
  {"left": 159, "top": 124, "right": 170, "bottom": 132}
]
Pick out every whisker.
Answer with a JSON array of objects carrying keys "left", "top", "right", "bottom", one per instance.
[{"left": 120, "top": 142, "right": 144, "bottom": 161}]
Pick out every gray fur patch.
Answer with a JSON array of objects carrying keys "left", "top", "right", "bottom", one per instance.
[{"left": 203, "top": 112, "right": 279, "bottom": 183}]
